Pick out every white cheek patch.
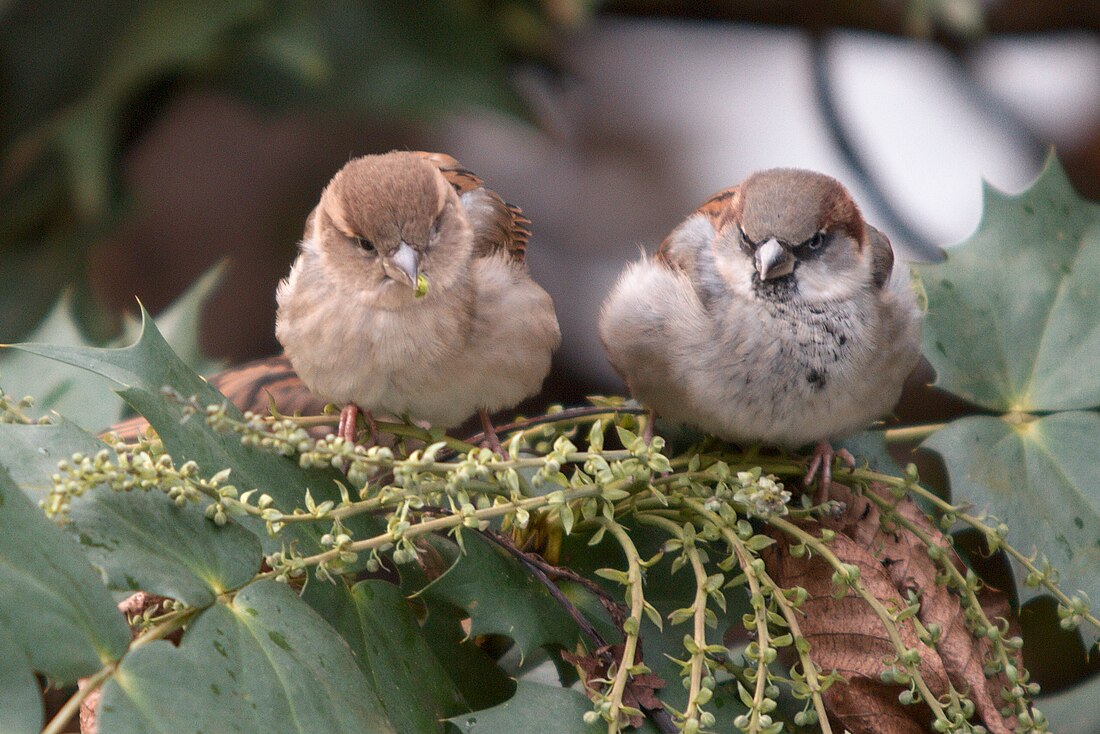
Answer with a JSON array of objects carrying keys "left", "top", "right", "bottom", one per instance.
[
  {"left": 715, "top": 250, "right": 756, "bottom": 298},
  {"left": 796, "top": 256, "right": 868, "bottom": 301}
]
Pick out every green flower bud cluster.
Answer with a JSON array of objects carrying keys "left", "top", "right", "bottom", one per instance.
[
  {"left": 1058, "top": 592, "right": 1092, "bottom": 632},
  {"left": 47, "top": 445, "right": 238, "bottom": 523},
  {"left": 0, "top": 387, "right": 47, "bottom": 424}
]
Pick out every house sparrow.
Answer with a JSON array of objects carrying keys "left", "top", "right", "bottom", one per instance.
[
  {"left": 275, "top": 151, "right": 561, "bottom": 449},
  {"left": 598, "top": 169, "right": 923, "bottom": 495}
]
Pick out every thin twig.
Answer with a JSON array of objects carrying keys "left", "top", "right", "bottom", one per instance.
[
  {"left": 487, "top": 528, "right": 627, "bottom": 626},
  {"left": 464, "top": 406, "right": 647, "bottom": 448},
  {"left": 41, "top": 608, "right": 198, "bottom": 734},
  {"left": 479, "top": 528, "right": 675, "bottom": 734},
  {"left": 480, "top": 529, "right": 607, "bottom": 648}
]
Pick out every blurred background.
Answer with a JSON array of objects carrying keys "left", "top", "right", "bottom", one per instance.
[
  {"left": 4, "top": 0, "right": 1100, "bottom": 407},
  {"left": 3, "top": 0, "right": 1100, "bottom": 724}
]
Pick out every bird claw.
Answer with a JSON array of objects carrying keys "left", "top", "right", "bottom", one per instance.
[
  {"left": 337, "top": 404, "right": 359, "bottom": 445},
  {"left": 337, "top": 404, "right": 379, "bottom": 447},
  {"left": 479, "top": 409, "right": 504, "bottom": 457},
  {"left": 804, "top": 442, "right": 855, "bottom": 510}
]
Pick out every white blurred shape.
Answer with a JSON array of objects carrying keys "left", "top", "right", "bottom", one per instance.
[
  {"left": 972, "top": 32, "right": 1100, "bottom": 151},
  {"left": 828, "top": 30, "right": 1039, "bottom": 247}
]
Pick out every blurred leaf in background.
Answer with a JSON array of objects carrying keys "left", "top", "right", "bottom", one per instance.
[
  {"left": 0, "top": 261, "right": 225, "bottom": 430},
  {"left": 0, "top": 0, "right": 585, "bottom": 347}
]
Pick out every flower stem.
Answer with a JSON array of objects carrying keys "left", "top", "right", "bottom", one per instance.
[
  {"left": 597, "top": 517, "right": 646, "bottom": 734},
  {"left": 881, "top": 423, "right": 947, "bottom": 445}
]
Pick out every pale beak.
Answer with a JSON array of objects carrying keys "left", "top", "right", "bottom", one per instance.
[
  {"left": 755, "top": 238, "right": 794, "bottom": 280},
  {"left": 385, "top": 241, "right": 420, "bottom": 287}
]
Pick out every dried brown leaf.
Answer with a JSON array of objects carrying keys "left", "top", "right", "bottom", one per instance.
[
  {"left": 765, "top": 528, "right": 945, "bottom": 733},
  {"left": 562, "top": 644, "right": 665, "bottom": 728},
  {"left": 764, "top": 483, "right": 1017, "bottom": 733}
]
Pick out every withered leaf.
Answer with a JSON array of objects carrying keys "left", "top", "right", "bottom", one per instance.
[
  {"left": 763, "top": 484, "right": 1016, "bottom": 734},
  {"left": 562, "top": 645, "right": 665, "bottom": 728}
]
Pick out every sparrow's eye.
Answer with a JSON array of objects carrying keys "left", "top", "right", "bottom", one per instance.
[
  {"left": 431, "top": 211, "right": 445, "bottom": 237},
  {"left": 353, "top": 236, "right": 375, "bottom": 253},
  {"left": 800, "top": 232, "right": 827, "bottom": 255}
]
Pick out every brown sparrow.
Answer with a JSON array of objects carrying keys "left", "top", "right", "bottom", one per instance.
[
  {"left": 275, "top": 151, "right": 561, "bottom": 448},
  {"left": 598, "top": 169, "right": 923, "bottom": 494}
]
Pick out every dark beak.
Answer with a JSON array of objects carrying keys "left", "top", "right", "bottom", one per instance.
[
  {"left": 755, "top": 238, "right": 794, "bottom": 280},
  {"left": 385, "top": 241, "right": 420, "bottom": 287}
]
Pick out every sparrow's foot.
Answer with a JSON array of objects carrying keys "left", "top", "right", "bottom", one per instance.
[
  {"left": 336, "top": 404, "right": 380, "bottom": 446},
  {"left": 804, "top": 441, "right": 855, "bottom": 510},
  {"left": 479, "top": 409, "right": 503, "bottom": 456},
  {"left": 337, "top": 403, "right": 360, "bottom": 445}
]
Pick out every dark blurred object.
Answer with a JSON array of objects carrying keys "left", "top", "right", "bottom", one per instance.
[
  {"left": 604, "top": 0, "right": 1100, "bottom": 38},
  {"left": 0, "top": 0, "right": 580, "bottom": 345}
]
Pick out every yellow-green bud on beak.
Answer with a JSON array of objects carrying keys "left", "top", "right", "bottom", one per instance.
[{"left": 414, "top": 273, "right": 430, "bottom": 299}]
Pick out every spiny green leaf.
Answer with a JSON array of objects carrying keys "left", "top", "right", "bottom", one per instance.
[
  {"left": 0, "top": 464, "right": 130, "bottom": 682},
  {"left": 0, "top": 291, "right": 125, "bottom": 430},
  {"left": 95, "top": 640, "right": 244, "bottom": 734},
  {"left": 316, "top": 579, "right": 468, "bottom": 732},
  {"left": 0, "top": 417, "right": 260, "bottom": 606},
  {"left": 924, "top": 412, "right": 1100, "bottom": 643},
  {"left": 100, "top": 580, "right": 396, "bottom": 733},
  {"left": 918, "top": 153, "right": 1100, "bottom": 412},
  {"left": 0, "top": 262, "right": 227, "bottom": 431},
  {"left": 0, "top": 618, "right": 41, "bottom": 734},
  {"left": 8, "top": 306, "right": 368, "bottom": 562},
  {"left": 0, "top": 417, "right": 104, "bottom": 500},
  {"left": 421, "top": 531, "right": 585, "bottom": 660},
  {"left": 445, "top": 680, "right": 661, "bottom": 733},
  {"left": 69, "top": 487, "right": 262, "bottom": 607}
]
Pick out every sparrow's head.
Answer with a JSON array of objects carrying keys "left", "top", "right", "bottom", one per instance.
[
  {"left": 308, "top": 151, "right": 472, "bottom": 308},
  {"left": 710, "top": 169, "right": 874, "bottom": 302}
]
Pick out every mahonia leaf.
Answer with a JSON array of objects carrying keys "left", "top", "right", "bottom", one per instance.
[
  {"left": 446, "top": 680, "right": 661, "bottom": 734},
  {"left": 420, "top": 531, "right": 585, "bottom": 661},
  {"left": 0, "top": 617, "right": 42, "bottom": 734},
  {"left": 0, "top": 465, "right": 130, "bottom": 683},
  {"left": 98, "top": 581, "right": 397, "bottom": 733},
  {"left": 0, "top": 291, "right": 125, "bottom": 430},
  {"left": 0, "top": 262, "right": 228, "bottom": 431},
  {"left": 310, "top": 579, "right": 469, "bottom": 733},
  {"left": 6, "top": 305, "right": 361, "bottom": 563},
  {"left": 917, "top": 153, "right": 1100, "bottom": 412},
  {"left": 925, "top": 412, "right": 1100, "bottom": 643}
]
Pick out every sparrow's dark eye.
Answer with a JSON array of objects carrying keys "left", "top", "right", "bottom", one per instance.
[
  {"left": 806, "top": 231, "right": 824, "bottom": 250},
  {"left": 353, "top": 236, "right": 375, "bottom": 253},
  {"left": 431, "top": 211, "right": 445, "bottom": 237}
]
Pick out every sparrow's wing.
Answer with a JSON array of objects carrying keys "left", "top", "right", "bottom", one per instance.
[
  {"left": 866, "top": 224, "right": 895, "bottom": 290},
  {"left": 104, "top": 355, "right": 321, "bottom": 440},
  {"left": 655, "top": 186, "right": 738, "bottom": 273},
  {"left": 412, "top": 151, "right": 530, "bottom": 263}
]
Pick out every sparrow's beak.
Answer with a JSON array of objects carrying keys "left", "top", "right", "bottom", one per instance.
[
  {"left": 385, "top": 241, "right": 420, "bottom": 287},
  {"left": 755, "top": 238, "right": 794, "bottom": 280}
]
